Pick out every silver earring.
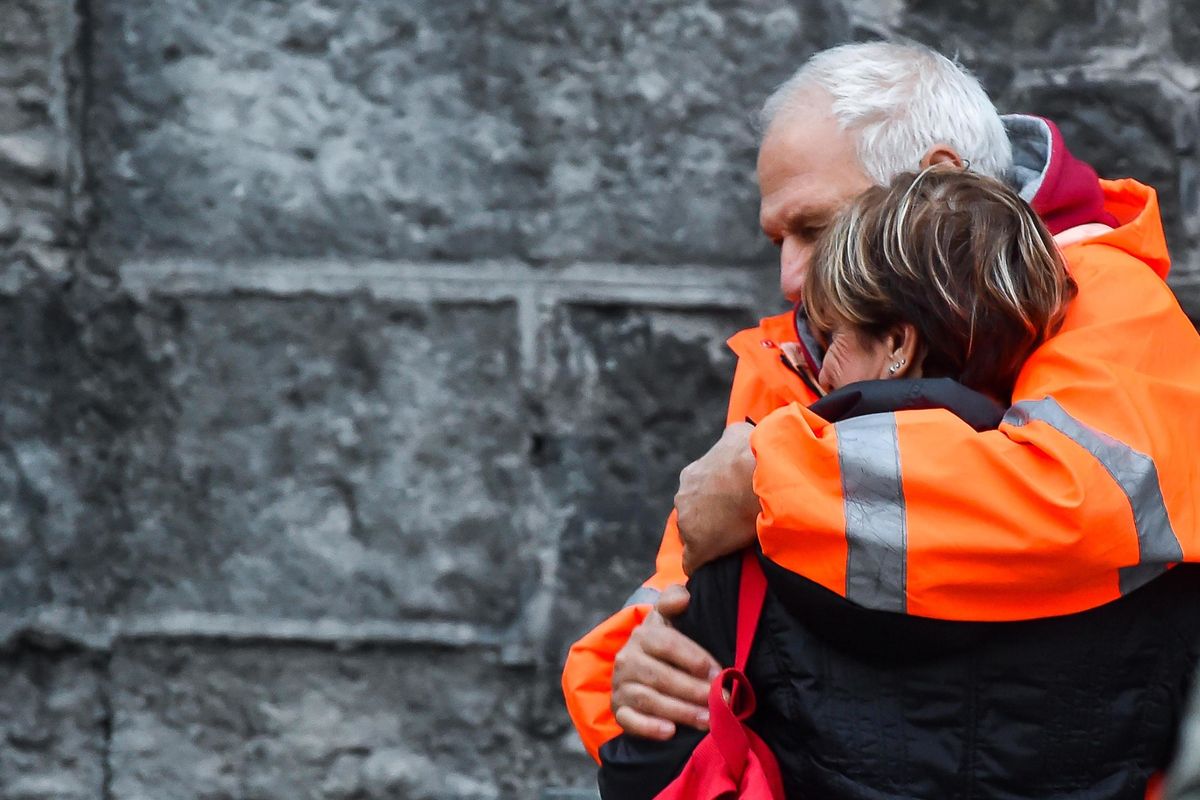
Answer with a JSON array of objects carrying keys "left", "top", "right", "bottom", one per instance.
[{"left": 888, "top": 357, "right": 906, "bottom": 375}]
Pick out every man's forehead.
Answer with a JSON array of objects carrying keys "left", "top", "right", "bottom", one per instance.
[
  {"left": 757, "top": 104, "right": 869, "bottom": 224},
  {"left": 758, "top": 156, "right": 844, "bottom": 217}
]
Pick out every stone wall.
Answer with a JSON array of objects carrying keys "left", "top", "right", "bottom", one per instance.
[{"left": 1, "top": 0, "right": 1197, "bottom": 797}]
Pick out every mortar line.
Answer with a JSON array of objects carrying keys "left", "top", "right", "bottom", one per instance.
[
  {"left": 98, "top": 648, "right": 114, "bottom": 800},
  {"left": 0, "top": 609, "right": 511, "bottom": 652},
  {"left": 115, "top": 258, "right": 773, "bottom": 310},
  {"left": 517, "top": 284, "right": 543, "bottom": 382}
]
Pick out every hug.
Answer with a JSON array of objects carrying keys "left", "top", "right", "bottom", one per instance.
[{"left": 565, "top": 41, "right": 1200, "bottom": 799}]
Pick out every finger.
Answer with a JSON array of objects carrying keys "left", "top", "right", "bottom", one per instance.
[
  {"left": 639, "top": 625, "right": 721, "bottom": 681},
  {"left": 613, "top": 704, "right": 676, "bottom": 741},
  {"left": 624, "top": 648, "right": 715, "bottom": 708},
  {"left": 615, "top": 681, "right": 710, "bottom": 732},
  {"left": 655, "top": 585, "right": 690, "bottom": 618}
]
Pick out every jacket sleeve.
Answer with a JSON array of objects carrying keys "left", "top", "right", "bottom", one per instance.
[
  {"left": 562, "top": 511, "right": 685, "bottom": 762},
  {"left": 562, "top": 357, "right": 784, "bottom": 761},
  {"left": 752, "top": 237, "right": 1200, "bottom": 621},
  {"left": 596, "top": 555, "right": 741, "bottom": 799}
]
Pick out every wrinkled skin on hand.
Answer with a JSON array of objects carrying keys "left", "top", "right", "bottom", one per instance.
[
  {"left": 611, "top": 585, "right": 721, "bottom": 740},
  {"left": 675, "top": 422, "right": 759, "bottom": 576}
]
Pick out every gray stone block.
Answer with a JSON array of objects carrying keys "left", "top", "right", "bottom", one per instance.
[
  {"left": 109, "top": 642, "right": 598, "bottom": 800},
  {"left": 52, "top": 295, "right": 541, "bottom": 627},
  {"left": 894, "top": 0, "right": 1146, "bottom": 100},
  {"left": 900, "top": 0, "right": 1145, "bottom": 59},
  {"left": 0, "top": 272, "right": 204, "bottom": 617},
  {"left": 0, "top": 651, "right": 105, "bottom": 800},
  {"left": 86, "top": 0, "right": 846, "bottom": 264}
]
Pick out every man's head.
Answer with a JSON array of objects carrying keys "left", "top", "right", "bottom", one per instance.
[{"left": 757, "top": 42, "right": 1012, "bottom": 302}]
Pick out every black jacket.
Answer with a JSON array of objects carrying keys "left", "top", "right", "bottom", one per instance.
[{"left": 599, "top": 379, "right": 1200, "bottom": 800}]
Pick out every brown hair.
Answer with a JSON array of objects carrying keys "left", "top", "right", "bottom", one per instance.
[{"left": 804, "top": 166, "right": 1077, "bottom": 401}]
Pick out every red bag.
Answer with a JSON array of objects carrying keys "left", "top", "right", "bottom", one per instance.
[{"left": 653, "top": 550, "right": 786, "bottom": 799}]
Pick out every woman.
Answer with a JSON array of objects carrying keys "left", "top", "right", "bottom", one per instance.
[{"left": 598, "top": 167, "right": 1200, "bottom": 799}]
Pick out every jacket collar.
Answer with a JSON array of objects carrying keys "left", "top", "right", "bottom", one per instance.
[
  {"left": 1083, "top": 178, "right": 1171, "bottom": 280},
  {"left": 809, "top": 378, "right": 1005, "bottom": 431}
]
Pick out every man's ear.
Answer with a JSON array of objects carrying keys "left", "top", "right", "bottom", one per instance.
[
  {"left": 887, "top": 323, "right": 922, "bottom": 378},
  {"left": 920, "top": 144, "right": 965, "bottom": 170}
]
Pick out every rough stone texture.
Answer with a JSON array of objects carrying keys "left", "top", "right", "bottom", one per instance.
[
  {"left": 0, "top": 650, "right": 106, "bottom": 800},
  {"left": 1174, "top": 0, "right": 1200, "bottom": 63},
  {"left": 1, "top": 0, "right": 1199, "bottom": 797},
  {"left": 898, "top": 0, "right": 1146, "bottom": 67},
  {"left": 86, "top": 0, "right": 847, "bottom": 265},
  {"left": 110, "top": 642, "right": 596, "bottom": 800},
  {"left": 41, "top": 294, "right": 540, "bottom": 624},
  {"left": 0, "top": 278, "right": 188, "bottom": 617},
  {"left": 0, "top": 0, "right": 80, "bottom": 280}
]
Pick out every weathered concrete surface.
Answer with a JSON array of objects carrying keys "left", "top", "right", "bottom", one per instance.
[
  {"left": 0, "top": 650, "right": 106, "bottom": 800},
  {"left": 109, "top": 642, "right": 596, "bottom": 800},
  {"left": 86, "top": 0, "right": 847, "bottom": 265},
  {"left": 63, "top": 295, "right": 539, "bottom": 624},
  {"left": 0, "top": 0, "right": 81, "bottom": 281},
  {"left": 0, "top": 0, "right": 118, "bottom": 627}
]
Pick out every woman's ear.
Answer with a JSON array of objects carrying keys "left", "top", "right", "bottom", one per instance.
[{"left": 885, "top": 323, "right": 922, "bottom": 378}]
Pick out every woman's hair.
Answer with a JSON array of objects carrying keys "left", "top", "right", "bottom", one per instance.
[
  {"left": 804, "top": 167, "right": 1077, "bottom": 400},
  {"left": 761, "top": 42, "right": 1012, "bottom": 185}
]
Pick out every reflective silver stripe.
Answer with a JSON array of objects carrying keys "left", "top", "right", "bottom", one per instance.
[
  {"left": 837, "top": 413, "right": 907, "bottom": 613},
  {"left": 622, "top": 586, "right": 660, "bottom": 608},
  {"left": 1005, "top": 397, "right": 1183, "bottom": 595}
]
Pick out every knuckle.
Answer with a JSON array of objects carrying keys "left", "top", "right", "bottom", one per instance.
[
  {"left": 641, "top": 661, "right": 669, "bottom": 693},
  {"left": 622, "top": 684, "right": 652, "bottom": 712},
  {"left": 638, "top": 623, "right": 664, "bottom": 647}
]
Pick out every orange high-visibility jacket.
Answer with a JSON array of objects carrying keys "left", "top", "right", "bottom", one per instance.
[{"left": 562, "top": 179, "right": 1200, "bottom": 760}]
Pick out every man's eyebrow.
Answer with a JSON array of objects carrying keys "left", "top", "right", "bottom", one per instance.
[
  {"left": 802, "top": 203, "right": 839, "bottom": 224},
  {"left": 782, "top": 207, "right": 831, "bottom": 231},
  {"left": 761, "top": 203, "right": 834, "bottom": 236}
]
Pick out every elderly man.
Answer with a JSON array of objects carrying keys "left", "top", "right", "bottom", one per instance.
[{"left": 562, "top": 39, "right": 1200, "bottom": 776}]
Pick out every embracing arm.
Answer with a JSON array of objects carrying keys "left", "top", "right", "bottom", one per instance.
[
  {"left": 753, "top": 226, "right": 1200, "bottom": 620},
  {"left": 562, "top": 355, "right": 797, "bottom": 760},
  {"left": 597, "top": 555, "right": 741, "bottom": 800},
  {"left": 561, "top": 510, "right": 709, "bottom": 761}
]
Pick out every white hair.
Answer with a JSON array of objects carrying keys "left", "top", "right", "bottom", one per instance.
[{"left": 761, "top": 42, "right": 1013, "bottom": 185}]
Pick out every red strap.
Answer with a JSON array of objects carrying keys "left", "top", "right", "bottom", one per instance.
[
  {"left": 705, "top": 551, "right": 771, "bottom": 780},
  {"left": 735, "top": 550, "right": 768, "bottom": 670}
]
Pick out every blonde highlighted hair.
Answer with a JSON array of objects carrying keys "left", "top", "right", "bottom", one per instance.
[{"left": 805, "top": 167, "right": 1076, "bottom": 400}]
